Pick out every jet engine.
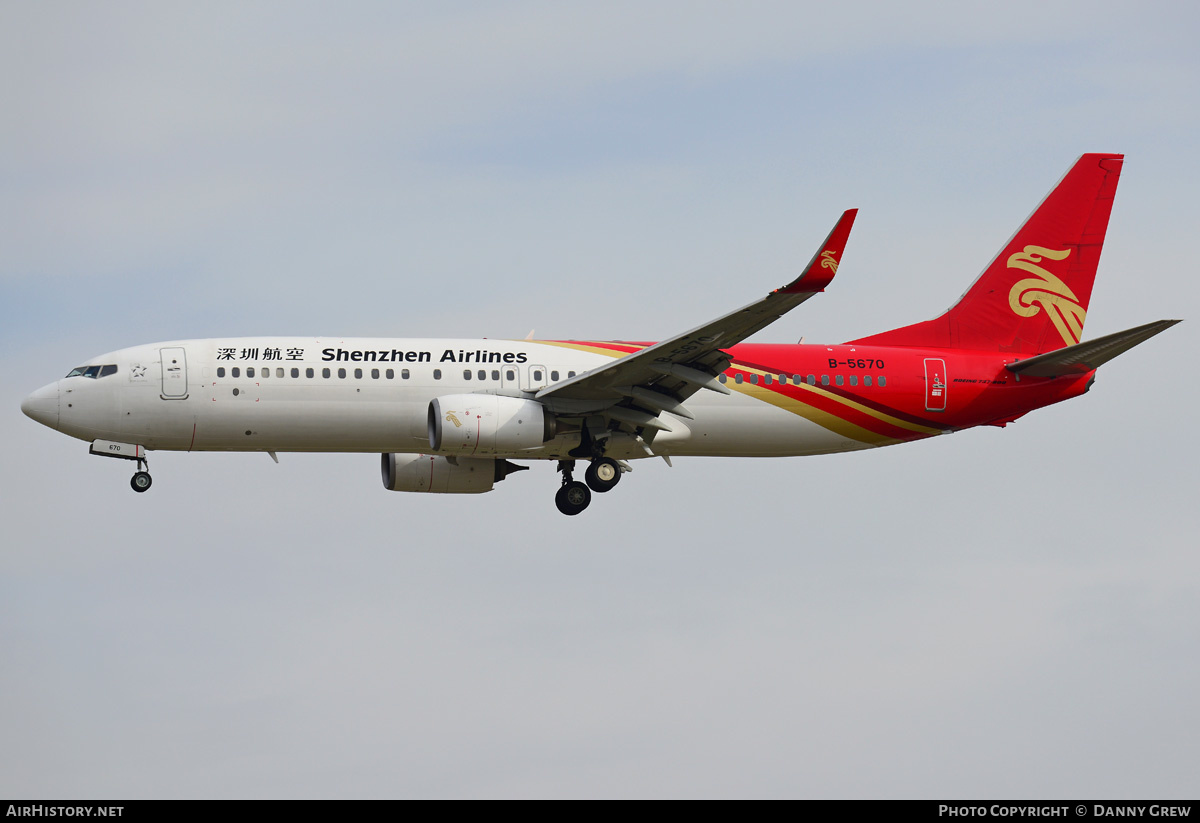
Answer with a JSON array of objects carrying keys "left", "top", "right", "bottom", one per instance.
[
  {"left": 380, "top": 453, "right": 494, "bottom": 493},
  {"left": 428, "top": 395, "right": 555, "bottom": 455}
]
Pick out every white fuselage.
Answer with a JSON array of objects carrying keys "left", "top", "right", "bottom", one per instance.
[{"left": 25, "top": 337, "right": 873, "bottom": 461}]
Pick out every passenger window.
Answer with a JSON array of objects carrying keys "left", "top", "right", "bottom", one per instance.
[
  {"left": 217, "top": 367, "right": 226, "bottom": 378},
  {"left": 533, "top": 370, "right": 543, "bottom": 382},
  {"left": 354, "top": 368, "right": 362, "bottom": 379},
  {"left": 433, "top": 369, "right": 442, "bottom": 380},
  {"left": 261, "top": 368, "right": 269, "bottom": 379},
  {"left": 491, "top": 370, "right": 500, "bottom": 380},
  {"left": 719, "top": 374, "right": 728, "bottom": 384},
  {"left": 734, "top": 374, "right": 744, "bottom": 384},
  {"left": 778, "top": 374, "right": 787, "bottom": 384},
  {"left": 836, "top": 375, "right": 844, "bottom": 386},
  {"left": 338, "top": 368, "right": 347, "bottom": 379},
  {"left": 247, "top": 367, "right": 255, "bottom": 378},
  {"left": 505, "top": 369, "right": 515, "bottom": 381},
  {"left": 807, "top": 375, "right": 816, "bottom": 385},
  {"left": 793, "top": 374, "right": 802, "bottom": 384},
  {"left": 291, "top": 368, "right": 300, "bottom": 378},
  {"left": 849, "top": 375, "right": 858, "bottom": 386},
  {"left": 821, "top": 375, "right": 829, "bottom": 386},
  {"left": 750, "top": 374, "right": 759, "bottom": 385},
  {"left": 463, "top": 370, "right": 472, "bottom": 380},
  {"left": 232, "top": 367, "right": 241, "bottom": 378},
  {"left": 878, "top": 376, "right": 887, "bottom": 387},
  {"left": 276, "top": 368, "right": 284, "bottom": 378},
  {"left": 478, "top": 370, "right": 486, "bottom": 381},
  {"left": 864, "top": 375, "right": 872, "bottom": 387},
  {"left": 322, "top": 368, "right": 331, "bottom": 378},
  {"left": 385, "top": 369, "right": 394, "bottom": 379},
  {"left": 763, "top": 374, "right": 773, "bottom": 385},
  {"left": 551, "top": 370, "right": 559, "bottom": 381},
  {"left": 371, "top": 368, "right": 379, "bottom": 379},
  {"left": 568, "top": 371, "right": 576, "bottom": 378},
  {"left": 307, "top": 368, "right": 315, "bottom": 378},
  {"left": 402, "top": 369, "right": 410, "bottom": 379}
]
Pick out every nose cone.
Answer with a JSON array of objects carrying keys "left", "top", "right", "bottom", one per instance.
[{"left": 21, "top": 382, "right": 60, "bottom": 430}]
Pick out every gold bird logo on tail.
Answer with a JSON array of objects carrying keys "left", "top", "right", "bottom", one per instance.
[{"left": 1007, "top": 245, "right": 1086, "bottom": 346}]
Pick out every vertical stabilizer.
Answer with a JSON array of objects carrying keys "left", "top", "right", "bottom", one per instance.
[{"left": 850, "top": 153, "right": 1124, "bottom": 354}]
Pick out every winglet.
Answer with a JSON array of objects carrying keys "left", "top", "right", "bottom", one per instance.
[{"left": 775, "top": 208, "right": 857, "bottom": 294}]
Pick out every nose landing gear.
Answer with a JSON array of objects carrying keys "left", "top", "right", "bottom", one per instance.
[
  {"left": 130, "top": 455, "right": 152, "bottom": 493},
  {"left": 88, "top": 440, "right": 153, "bottom": 493}
]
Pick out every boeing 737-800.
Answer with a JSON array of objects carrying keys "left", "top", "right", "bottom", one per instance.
[{"left": 21, "top": 154, "right": 1179, "bottom": 514}]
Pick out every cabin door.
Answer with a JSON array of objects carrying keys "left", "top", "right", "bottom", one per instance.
[
  {"left": 924, "top": 358, "right": 946, "bottom": 412},
  {"left": 160, "top": 347, "right": 189, "bottom": 399}
]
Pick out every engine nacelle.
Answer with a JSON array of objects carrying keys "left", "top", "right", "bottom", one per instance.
[
  {"left": 380, "top": 453, "right": 495, "bottom": 494},
  {"left": 428, "top": 394, "right": 554, "bottom": 455}
]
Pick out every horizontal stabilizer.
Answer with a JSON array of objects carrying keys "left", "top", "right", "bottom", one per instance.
[{"left": 1006, "top": 319, "right": 1181, "bottom": 377}]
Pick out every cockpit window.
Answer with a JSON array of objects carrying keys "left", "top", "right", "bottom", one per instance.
[{"left": 65, "top": 364, "right": 117, "bottom": 379}]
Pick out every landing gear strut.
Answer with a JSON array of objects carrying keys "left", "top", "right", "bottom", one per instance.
[{"left": 554, "top": 460, "right": 591, "bottom": 515}]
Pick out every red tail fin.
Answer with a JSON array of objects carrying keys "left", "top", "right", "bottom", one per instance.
[{"left": 850, "top": 153, "right": 1124, "bottom": 354}]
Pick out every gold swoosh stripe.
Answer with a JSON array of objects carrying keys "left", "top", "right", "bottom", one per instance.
[
  {"left": 518, "top": 342, "right": 937, "bottom": 443},
  {"left": 728, "top": 364, "right": 941, "bottom": 436},
  {"left": 528, "top": 340, "right": 645, "bottom": 358},
  {"left": 739, "top": 382, "right": 900, "bottom": 445}
]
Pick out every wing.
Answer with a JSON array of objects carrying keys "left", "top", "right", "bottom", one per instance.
[{"left": 535, "top": 209, "right": 857, "bottom": 429}]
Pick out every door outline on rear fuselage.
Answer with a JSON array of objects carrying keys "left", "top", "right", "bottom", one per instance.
[{"left": 924, "top": 357, "right": 946, "bottom": 412}]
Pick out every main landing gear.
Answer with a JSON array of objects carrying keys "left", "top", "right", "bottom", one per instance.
[
  {"left": 554, "top": 460, "right": 590, "bottom": 516},
  {"left": 553, "top": 457, "right": 626, "bottom": 515},
  {"left": 584, "top": 457, "right": 621, "bottom": 493}
]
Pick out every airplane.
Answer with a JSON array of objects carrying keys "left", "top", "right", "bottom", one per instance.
[{"left": 21, "top": 153, "right": 1180, "bottom": 515}]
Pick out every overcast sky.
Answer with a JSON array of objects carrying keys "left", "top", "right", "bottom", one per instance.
[{"left": 2, "top": 1, "right": 1198, "bottom": 799}]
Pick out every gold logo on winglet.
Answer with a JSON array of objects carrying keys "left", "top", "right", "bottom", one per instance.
[
  {"left": 820, "top": 250, "right": 838, "bottom": 272},
  {"left": 1007, "top": 245, "right": 1086, "bottom": 346},
  {"left": 446, "top": 412, "right": 462, "bottom": 428}
]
